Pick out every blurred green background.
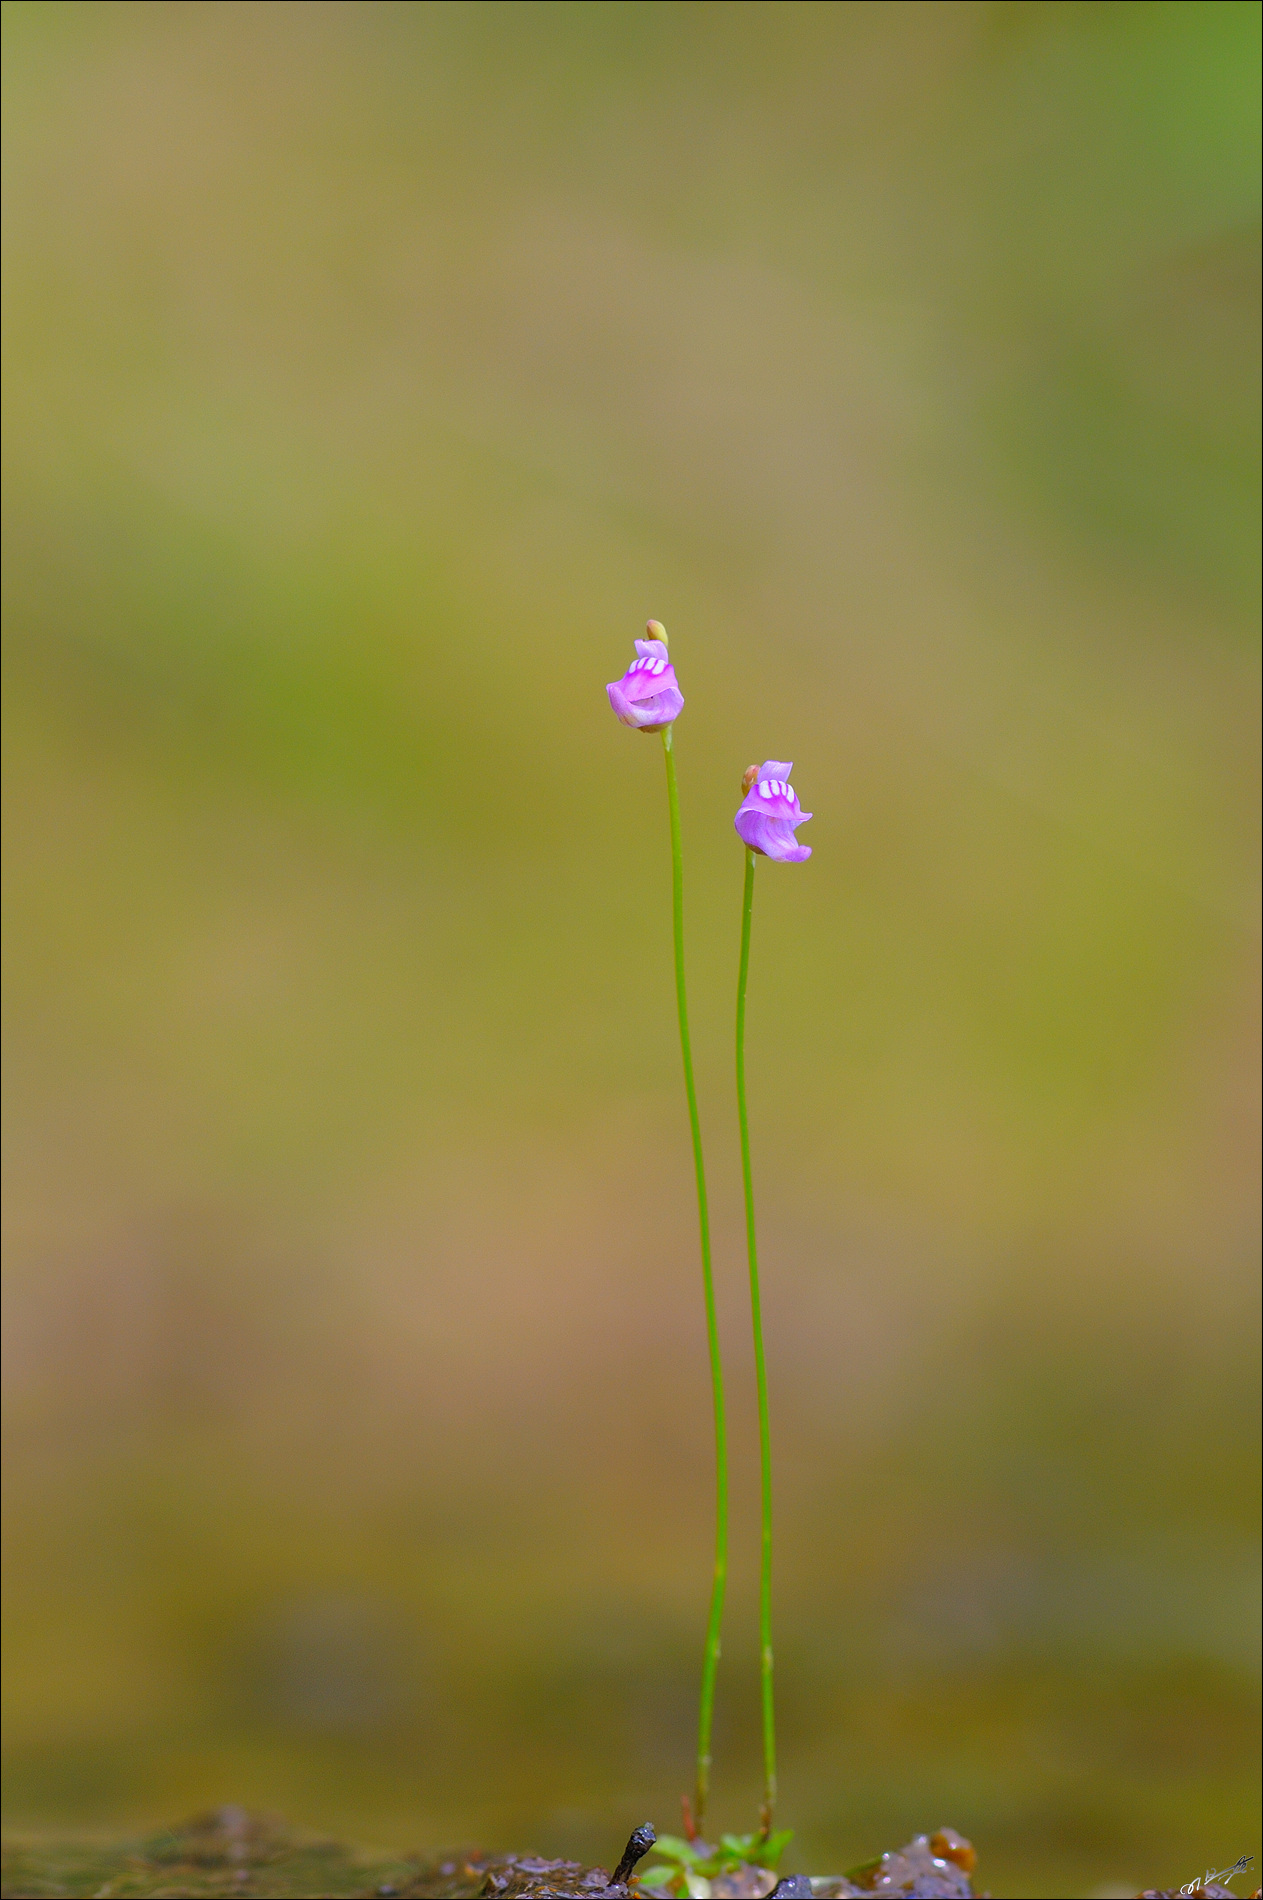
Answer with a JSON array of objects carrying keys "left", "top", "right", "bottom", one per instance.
[{"left": 2, "top": 4, "right": 1259, "bottom": 1896}]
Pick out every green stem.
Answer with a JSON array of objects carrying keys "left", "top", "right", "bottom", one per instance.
[
  {"left": 737, "top": 845, "right": 777, "bottom": 1836},
  {"left": 662, "top": 724, "right": 728, "bottom": 1838}
]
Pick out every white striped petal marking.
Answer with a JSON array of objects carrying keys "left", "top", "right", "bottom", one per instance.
[
  {"left": 757, "top": 779, "right": 794, "bottom": 802},
  {"left": 629, "top": 654, "right": 669, "bottom": 676}
]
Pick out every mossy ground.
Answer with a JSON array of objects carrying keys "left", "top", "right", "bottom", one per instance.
[{"left": 0, "top": 1812, "right": 442, "bottom": 1900}]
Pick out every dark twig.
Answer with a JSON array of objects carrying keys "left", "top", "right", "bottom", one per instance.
[{"left": 609, "top": 1825, "right": 657, "bottom": 1890}]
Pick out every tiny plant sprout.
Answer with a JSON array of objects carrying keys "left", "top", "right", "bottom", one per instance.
[
  {"left": 734, "top": 761, "right": 813, "bottom": 1838},
  {"left": 605, "top": 622, "right": 729, "bottom": 1841},
  {"left": 637, "top": 1827, "right": 795, "bottom": 1896}
]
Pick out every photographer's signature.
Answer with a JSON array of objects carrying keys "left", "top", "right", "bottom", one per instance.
[{"left": 1179, "top": 1854, "right": 1254, "bottom": 1895}]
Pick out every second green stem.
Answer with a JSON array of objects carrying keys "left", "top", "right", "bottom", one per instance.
[
  {"left": 663, "top": 725, "right": 728, "bottom": 1839},
  {"left": 737, "top": 845, "right": 777, "bottom": 1835}
]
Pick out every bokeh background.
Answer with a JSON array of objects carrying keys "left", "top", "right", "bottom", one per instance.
[{"left": 2, "top": 4, "right": 1259, "bottom": 1896}]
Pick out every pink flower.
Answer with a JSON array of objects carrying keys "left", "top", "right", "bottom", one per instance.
[
  {"left": 735, "top": 761, "right": 812, "bottom": 862},
  {"left": 606, "top": 624, "right": 684, "bottom": 732}
]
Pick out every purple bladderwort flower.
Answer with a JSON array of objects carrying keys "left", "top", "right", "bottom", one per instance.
[
  {"left": 606, "top": 620, "right": 684, "bottom": 732},
  {"left": 735, "top": 761, "right": 813, "bottom": 862}
]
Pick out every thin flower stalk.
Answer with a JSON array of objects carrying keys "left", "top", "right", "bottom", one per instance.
[
  {"left": 663, "top": 723, "right": 728, "bottom": 1837},
  {"left": 607, "top": 624, "right": 728, "bottom": 1837},
  {"left": 736, "top": 843, "right": 776, "bottom": 1835},
  {"left": 732, "top": 762, "right": 813, "bottom": 1836}
]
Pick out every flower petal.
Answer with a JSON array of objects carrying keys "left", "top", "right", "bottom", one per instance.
[{"left": 735, "top": 809, "right": 812, "bottom": 860}]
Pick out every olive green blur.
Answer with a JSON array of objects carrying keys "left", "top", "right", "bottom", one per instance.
[{"left": 2, "top": 5, "right": 1259, "bottom": 1897}]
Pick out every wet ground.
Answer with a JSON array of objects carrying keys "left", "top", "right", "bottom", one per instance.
[
  {"left": 5, "top": 1808, "right": 1257, "bottom": 1899},
  {"left": 0, "top": 1809, "right": 983, "bottom": 1899}
]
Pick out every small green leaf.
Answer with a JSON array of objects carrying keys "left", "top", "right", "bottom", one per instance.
[
  {"left": 646, "top": 1835, "right": 702, "bottom": 1866},
  {"left": 750, "top": 1829, "right": 794, "bottom": 1870},
  {"left": 636, "top": 1871, "right": 686, "bottom": 1898}
]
